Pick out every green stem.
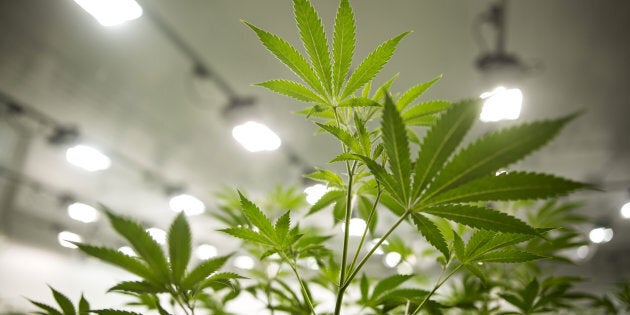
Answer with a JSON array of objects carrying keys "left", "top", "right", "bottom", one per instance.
[
  {"left": 348, "top": 186, "right": 382, "bottom": 273},
  {"left": 289, "top": 262, "right": 317, "bottom": 315},
  {"left": 410, "top": 263, "right": 462, "bottom": 315},
  {"left": 169, "top": 290, "right": 191, "bottom": 315}
]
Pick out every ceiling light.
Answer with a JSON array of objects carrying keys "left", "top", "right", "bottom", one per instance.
[
  {"left": 169, "top": 194, "right": 205, "bottom": 216},
  {"left": 118, "top": 246, "right": 137, "bottom": 257},
  {"left": 67, "top": 202, "right": 100, "bottom": 223},
  {"left": 195, "top": 244, "right": 218, "bottom": 260},
  {"left": 66, "top": 145, "right": 111, "bottom": 172},
  {"left": 620, "top": 202, "right": 630, "bottom": 219},
  {"left": 146, "top": 227, "right": 166, "bottom": 245},
  {"left": 384, "top": 252, "right": 402, "bottom": 268},
  {"left": 589, "top": 227, "right": 613, "bottom": 244},
  {"left": 58, "top": 231, "right": 82, "bottom": 249},
  {"left": 480, "top": 86, "right": 523, "bottom": 122},
  {"left": 575, "top": 245, "right": 590, "bottom": 260},
  {"left": 341, "top": 218, "right": 367, "bottom": 237},
  {"left": 266, "top": 262, "right": 281, "bottom": 276},
  {"left": 72, "top": 0, "right": 143, "bottom": 27},
  {"left": 232, "top": 121, "right": 281, "bottom": 152},
  {"left": 234, "top": 255, "right": 255, "bottom": 270},
  {"left": 304, "top": 184, "right": 329, "bottom": 205}
]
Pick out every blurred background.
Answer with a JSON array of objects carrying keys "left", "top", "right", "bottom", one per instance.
[{"left": 0, "top": 0, "right": 629, "bottom": 312}]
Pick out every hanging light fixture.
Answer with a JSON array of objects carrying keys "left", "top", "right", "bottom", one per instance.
[
  {"left": 474, "top": 0, "right": 530, "bottom": 122},
  {"left": 224, "top": 97, "right": 282, "bottom": 152},
  {"left": 71, "top": 0, "right": 143, "bottom": 27}
]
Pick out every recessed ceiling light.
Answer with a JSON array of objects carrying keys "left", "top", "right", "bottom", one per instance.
[
  {"left": 65, "top": 145, "right": 111, "bottom": 172},
  {"left": 304, "top": 184, "right": 329, "bottom": 205},
  {"left": 169, "top": 194, "right": 205, "bottom": 216},
  {"left": 67, "top": 202, "right": 100, "bottom": 223},
  {"left": 232, "top": 121, "right": 281, "bottom": 152},
  {"left": 146, "top": 227, "right": 166, "bottom": 245},
  {"left": 58, "top": 231, "right": 82, "bottom": 249},
  {"left": 195, "top": 244, "right": 218, "bottom": 260},
  {"left": 72, "top": 0, "right": 143, "bottom": 27}
]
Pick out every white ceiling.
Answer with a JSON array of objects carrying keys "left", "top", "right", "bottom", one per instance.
[{"left": 1, "top": 0, "right": 629, "bottom": 311}]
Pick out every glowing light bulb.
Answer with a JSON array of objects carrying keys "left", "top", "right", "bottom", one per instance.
[
  {"left": 58, "top": 231, "right": 82, "bottom": 249},
  {"left": 66, "top": 145, "right": 111, "bottom": 172},
  {"left": 234, "top": 255, "right": 255, "bottom": 270},
  {"left": 589, "top": 227, "right": 613, "bottom": 244},
  {"left": 67, "top": 202, "right": 100, "bottom": 223},
  {"left": 169, "top": 194, "right": 205, "bottom": 216},
  {"left": 195, "top": 244, "right": 218, "bottom": 260},
  {"left": 480, "top": 86, "right": 523, "bottom": 122},
  {"left": 72, "top": 0, "right": 143, "bottom": 27},
  {"left": 384, "top": 252, "right": 402, "bottom": 268},
  {"left": 232, "top": 121, "right": 281, "bottom": 152},
  {"left": 341, "top": 218, "right": 367, "bottom": 237},
  {"left": 304, "top": 184, "right": 329, "bottom": 205},
  {"left": 620, "top": 202, "right": 630, "bottom": 219},
  {"left": 146, "top": 227, "right": 166, "bottom": 245}
]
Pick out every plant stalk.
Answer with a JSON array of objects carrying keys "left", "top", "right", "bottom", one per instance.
[
  {"left": 348, "top": 186, "right": 382, "bottom": 273},
  {"left": 410, "top": 263, "right": 462, "bottom": 315}
]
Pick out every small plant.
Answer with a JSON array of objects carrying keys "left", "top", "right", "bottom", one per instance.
[{"left": 27, "top": 0, "right": 625, "bottom": 314}]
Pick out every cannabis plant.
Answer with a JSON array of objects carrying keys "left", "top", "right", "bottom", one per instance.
[{"left": 27, "top": 0, "right": 623, "bottom": 314}]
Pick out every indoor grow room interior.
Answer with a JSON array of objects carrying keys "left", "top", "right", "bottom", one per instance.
[{"left": 0, "top": 0, "right": 629, "bottom": 313}]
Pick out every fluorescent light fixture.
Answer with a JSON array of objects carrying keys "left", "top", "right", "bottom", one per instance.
[
  {"left": 232, "top": 121, "right": 281, "bottom": 152},
  {"left": 118, "top": 246, "right": 137, "bottom": 257},
  {"left": 621, "top": 202, "right": 630, "bottom": 219},
  {"left": 480, "top": 86, "right": 523, "bottom": 122},
  {"left": 67, "top": 202, "right": 100, "bottom": 223},
  {"left": 195, "top": 244, "right": 218, "bottom": 260},
  {"left": 169, "top": 194, "right": 205, "bottom": 216},
  {"left": 384, "top": 252, "right": 402, "bottom": 268},
  {"left": 234, "top": 255, "right": 255, "bottom": 270},
  {"left": 304, "top": 184, "right": 329, "bottom": 205},
  {"left": 341, "top": 218, "right": 367, "bottom": 237},
  {"left": 589, "top": 227, "right": 613, "bottom": 244},
  {"left": 58, "top": 231, "right": 82, "bottom": 249},
  {"left": 66, "top": 145, "right": 111, "bottom": 172},
  {"left": 72, "top": 0, "right": 143, "bottom": 27},
  {"left": 146, "top": 227, "right": 167, "bottom": 245}
]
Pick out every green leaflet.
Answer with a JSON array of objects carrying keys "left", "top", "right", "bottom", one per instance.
[
  {"left": 425, "top": 172, "right": 587, "bottom": 206},
  {"left": 338, "top": 97, "right": 380, "bottom": 108},
  {"left": 91, "top": 310, "right": 143, "bottom": 315},
  {"left": 221, "top": 227, "right": 274, "bottom": 246},
  {"left": 341, "top": 32, "right": 410, "bottom": 99},
  {"left": 74, "top": 244, "right": 159, "bottom": 284},
  {"left": 332, "top": 0, "right": 355, "bottom": 96},
  {"left": 108, "top": 281, "right": 164, "bottom": 294},
  {"left": 275, "top": 211, "right": 291, "bottom": 245},
  {"left": 422, "top": 204, "right": 537, "bottom": 235},
  {"left": 293, "top": 0, "right": 332, "bottom": 95},
  {"left": 28, "top": 300, "right": 63, "bottom": 315},
  {"left": 372, "top": 73, "right": 399, "bottom": 102},
  {"left": 181, "top": 255, "right": 231, "bottom": 290},
  {"left": 243, "top": 21, "right": 325, "bottom": 96},
  {"left": 316, "top": 122, "right": 362, "bottom": 153},
  {"left": 104, "top": 211, "right": 170, "bottom": 283},
  {"left": 402, "top": 100, "right": 452, "bottom": 124},
  {"left": 353, "top": 154, "right": 403, "bottom": 204},
  {"left": 78, "top": 295, "right": 90, "bottom": 315},
  {"left": 411, "top": 213, "right": 449, "bottom": 260},
  {"left": 305, "top": 167, "right": 345, "bottom": 188},
  {"left": 199, "top": 272, "right": 245, "bottom": 290},
  {"left": 411, "top": 99, "right": 480, "bottom": 201},
  {"left": 50, "top": 286, "right": 75, "bottom": 315},
  {"left": 254, "top": 80, "right": 324, "bottom": 103},
  {"left": 396, "top": 75, "right": 441, "bottom": 111},
  {"left": 308, "top": 189, "right": 345, "bottom": 215},
  {"left": 381, "top": 93, "right": 411, "bottom": 204},
  {"left": 371, "top": 274, "right": 413, "bottom": 300},
  {"left": 423, "top": 114, "right": 575, "bottom": 200},
  {"left": 168, "top": 213, "right": 192, "bottom": 285},
  {"left": 476, "top": 249, "right": 544, "bottom": 263},
  {"left": 238, "top": 192, "right": 276, "bottom": 240}
]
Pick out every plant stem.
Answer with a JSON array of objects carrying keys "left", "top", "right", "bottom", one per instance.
[
  {"left": 410, "top": 263, "right": 462, "bottom": 315},
  {"left": 169, "top": 290, "right": 191, "bottom": 315},
  {"left": 348, "top": 186, "right": 382, "bottom": 273},
  {"left": 288, "top": 262, "right": 317, "bottom": 315},
  {"left": 334, "top": 210, "right": 411, "bottom": 315}
]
